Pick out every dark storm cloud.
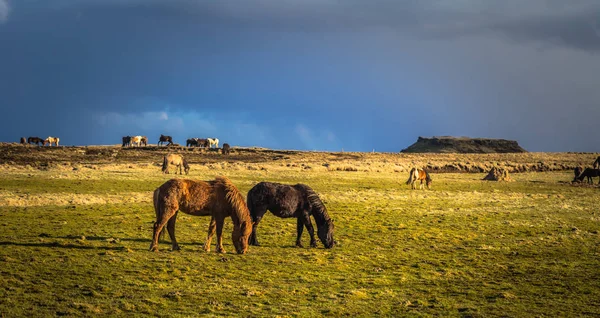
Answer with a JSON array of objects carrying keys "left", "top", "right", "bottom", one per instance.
[{"left": 1, "top": 1, "right": 599, "bottom": 151}]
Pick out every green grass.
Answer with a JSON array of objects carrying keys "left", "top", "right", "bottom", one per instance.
[{"left": 0, "top": 168, "right": 599, "bottom": 317}]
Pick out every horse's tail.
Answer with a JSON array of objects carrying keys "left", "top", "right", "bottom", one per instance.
[
  {"left": 182, "top": 157, "right": 190, "bottom": 174},
  {"left": 153, "top": 187, "right": 166, "bottom": 241},
  {"left": 217, "top": 176, "right": 252, "bottom": 242},
  {"left": 161, "top": 156, "right": 168, "bottom": 173},
  {"left": 406, "top": 168, "right": 415, "bottom": 185}
]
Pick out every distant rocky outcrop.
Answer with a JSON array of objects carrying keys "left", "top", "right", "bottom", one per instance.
[{"left": 401, "top": 136, "right": 527, "bottom": 153}]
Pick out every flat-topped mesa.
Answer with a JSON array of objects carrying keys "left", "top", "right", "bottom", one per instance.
[{"left": 401, "top": 136, "right": 527, "bottom": 153}]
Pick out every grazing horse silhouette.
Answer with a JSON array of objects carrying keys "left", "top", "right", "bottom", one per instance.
[
  {"left": 406, "top": 168, "right": 432, "bottom": 190},
  {"left": 222, "top": 143, "right": 231, "bottom": 155},
  {"left": 158, "top": 134, "right": 173, "bottom": 146},
  {"left": 207, "top": 138, "right": 219, "bottom": 149},
  {"left": 150, "top": 176, "right": 252, "bottom": 254},
  {"left": 574, "top": 168, "right": 600, "bottom": 184},
  {"left": 573, "top": 166, "right": 584, "bottom": 182},
  {"left": 186, "top": 138, "right": 208, "bottom": 147},
  {"left": 594, "top": 157, "right": 600, "bottom": 169},
  {"left": 43, "top": 136, "right": 60, "bottom": 146},
  {"left": 162, "top": 153, "right": 190, "bottom": 175},
  {"left": 247, "top": 182, "right": 335, "bottom": 249},
  {"left": 186, "top": 138, "right": 197, "bottom": 147},
  {"left": 20, "top": 137, "right": 26, "bottom": 144},
  {"left": 122, "top": 136, "right": 131, "bottom": 147},
  {"left": 27, "top": 137, "right": 44, "bottom": 146}
]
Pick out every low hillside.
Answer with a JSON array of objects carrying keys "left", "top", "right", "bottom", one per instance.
[
  {"left": 0, "top": 143, "right": 595, "bottom": 174},
  {"left": 401, "top": 136, "right": 527, "bottom": 153}
]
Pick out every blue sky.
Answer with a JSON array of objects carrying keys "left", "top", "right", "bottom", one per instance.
[{"left": 1, "top": 1, "right": 599, "bottom": 152}]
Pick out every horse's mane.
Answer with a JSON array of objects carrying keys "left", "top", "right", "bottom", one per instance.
[
  {"left": 297, "top": 184, "right": 331, "bottom": 225},
  {"left": 215, "top": 176, "right": 251, "bottom": 225}
]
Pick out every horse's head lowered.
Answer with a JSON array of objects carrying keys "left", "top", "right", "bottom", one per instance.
[
  {"left": 231, "top": 220, "right": 252, "bottom": 254},
  {"left": 317, "top": 219, "right": 335, "bottom": 249}
]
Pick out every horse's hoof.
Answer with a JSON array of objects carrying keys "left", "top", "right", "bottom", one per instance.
[
  {"left": 310, "top": 242, "right": 318, "bottom": 248},
  {"left": 172, "top": 245, "right": 181, "bottom": 251},
  {"left": 149, "top": 245, "right": 159, "bottom": 252},
  {"left": 296, "top": 243, "right": 304, "bottom": 248},
  {"left": 217, "top": 248, "right": 226, "bottom": 254}
]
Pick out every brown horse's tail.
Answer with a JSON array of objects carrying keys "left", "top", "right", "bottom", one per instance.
[
  {"left": 153, "top": 187, "right": 166, "bottom": 240},
  {"left": 161, "top": 156, "right": 168, "bottom": 173},
  {"left": 216, "top": 176, "right": 252, "bottom": 231}
]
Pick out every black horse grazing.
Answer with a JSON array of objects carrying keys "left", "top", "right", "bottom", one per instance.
[
  {"left": 594, "top": 157, "right": 600, "bottom": 169},
  {"left": 573, "top": 166, "right": 583, "bottom": 182},
  {"left": 27, "top": 137, "right": 44, "bottom": 146},
  {"left": 247, "top": 182, "right": 335, "bottom": 248},
  {"left": 122, "top": 136, "right": 131, "bottom": 147},
  {"left": 574, "top": 168, "right": 600, "bottom": 184},
  {"left": 186, "top": 138, "right": 197, "bottom": 147},
  {"left": 158, "top": 134, "right": 173, "bottom": 146},
  {"left": 222, "top": 143, "right": 231, "bottom": 155}
]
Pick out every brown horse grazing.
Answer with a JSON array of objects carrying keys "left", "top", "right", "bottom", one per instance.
[
  {"left": 27, "top": 137, "right": 44, "bottom": 146},
  {"left": 150, "top": 176, "right": 253, "bottom": 254},
  {"left": 222, "top": 143, "right": 231, "bottom": 155},
  {"left": 247, "top": 182, "right": 335, "bottom": 249},
  {"left": 406, "top": 168, "right": 432, "bottom": 189},
  {"left": 140, "top": 136, "right": 148, "bottom": 146},
  {"left": 158, "top": 134, "right": 173, "bottom": 146},
  {"left": 162, "top": 153, "right": 190, "bottom": 175},
  {"left": 594, "top": 157, "right": 600, "bottom": 169},
  {"left": 574, "top": 168, "right": 600, "bottom": 184},
  {"left": 20, "top": 137, "right": 26, "bottom": 144}
]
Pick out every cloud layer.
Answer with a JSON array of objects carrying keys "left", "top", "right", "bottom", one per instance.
[{"left": 1, "top": 1, "right": 599, "bottom": 151}]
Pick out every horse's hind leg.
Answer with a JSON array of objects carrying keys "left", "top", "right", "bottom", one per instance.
[
  {"left": 150, "top": 206, "right": 177, "bottom": 252},
  {"left": 249, "top": 204, "right": 268, "bottom": 246},
  {"left": 203, "top": 217, "right": 217, "bottom": 252},
  {"left": 166, "top": 212, "right": 180, "bottom": 251},
  {"left": 295, "top": 218, "right": 305, "bottom": 248}
]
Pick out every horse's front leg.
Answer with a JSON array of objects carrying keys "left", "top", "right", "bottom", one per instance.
[
  {"left": 166, "top": 212, "right": 180, "bottom": 251},
  {"left": 301, "top": 212, "right": 317, "bottom": 248},
  {"left": 215, "top": 217, "right": 226, "bottom": 253},
  {"left": 203, "top": 217, "right": 216, "bottom": 252}
]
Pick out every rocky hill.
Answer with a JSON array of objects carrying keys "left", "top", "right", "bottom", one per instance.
[{"left": 401, "top": 136, "right": 527, "bottom": 153}]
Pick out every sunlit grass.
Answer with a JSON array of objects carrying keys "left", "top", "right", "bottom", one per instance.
[{"left": 0, "top": 163, "right": 599, "bottom": 317}]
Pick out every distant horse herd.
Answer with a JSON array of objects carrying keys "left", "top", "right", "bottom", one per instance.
[{"left": 20, "top": 136, "right": 60, "bottom": 146}]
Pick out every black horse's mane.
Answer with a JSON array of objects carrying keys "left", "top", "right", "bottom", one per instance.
[{"left": 295, "top": 184, "right": 331, "bottom": 225}]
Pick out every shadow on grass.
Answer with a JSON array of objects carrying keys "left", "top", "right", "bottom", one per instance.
[{"left": 0, "top": 241, "right": 126, "bottom": 250}]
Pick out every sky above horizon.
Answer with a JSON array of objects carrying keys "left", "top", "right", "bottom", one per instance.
[{"left": 1, "top": 1, "right": 599, "bottom": 152}]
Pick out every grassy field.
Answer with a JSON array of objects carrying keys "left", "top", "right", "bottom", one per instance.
[{"left": 0, "top": 148, "right": 599, "bottom": 317}]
